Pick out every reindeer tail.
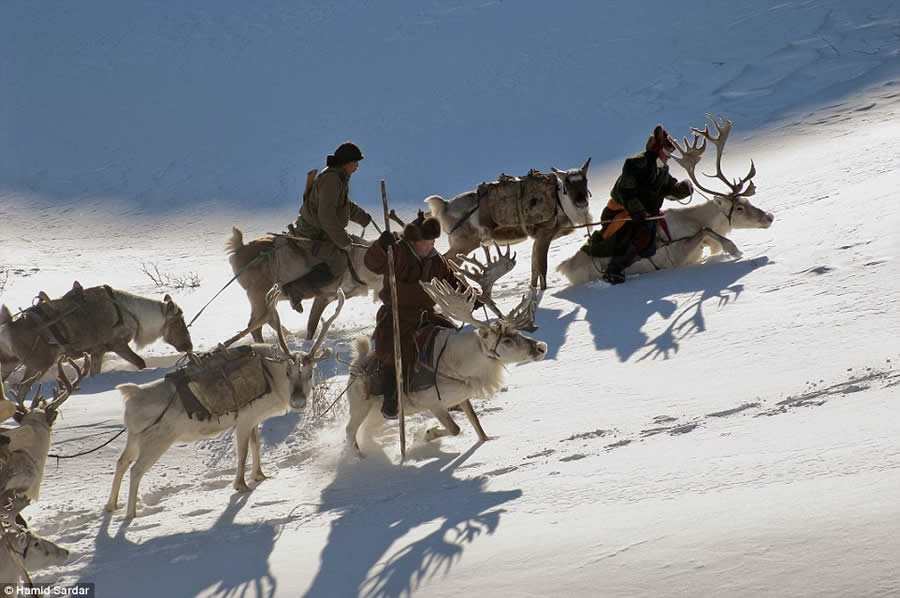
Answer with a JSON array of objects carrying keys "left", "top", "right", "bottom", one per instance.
[
  {"left": 351, "top": 336, "right": 371, "bottom": 366},
  {"left": 425, "top": 195, "right": 449, "bottom": 226},
  {"left": 116, "top": 383, "right": 141, "bottom": 403},
  {"left": 225, "top": 226, "right": 245, "bottom": 256}
]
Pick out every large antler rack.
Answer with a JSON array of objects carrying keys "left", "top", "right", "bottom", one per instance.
[
  {"left": 671, "top": 114, "right": 756, "bottom": 200},
  {"left": 421, "top": 277, "right": 540, "bottom": 333},
  {"left": 448, "top": 243, "right": 517, "bottom": 319}
]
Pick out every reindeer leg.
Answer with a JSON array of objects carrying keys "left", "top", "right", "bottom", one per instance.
[
  {"left": 459, "top": 400, "right": 489, "bottom": 441},
  {"left": 248, "top": 290, "right": 269, "bottom": 343},
  {"left": 531, "top": 233, "right": 553, "bottom": 290},
  {"left": 105, "top": 433, "right": 138, "bottom": 512},
  {"left": 305, "top": 296, "right": 330, "bottom": 341},
  {"left": 703, "top": 228, "right": 742, "bottom": 258},
  {"left": 233, "top": 427, "right": 252, "bottom": 492},
  {"left": 345, "top": 381, "right": 374, "bottom": 455},
  {"left": 125, "top": 434, "right": 175, "bottom": 518},
  {"left": 112, "top": 344, "right": 146, "bottom": 371},
  {"left": 89, "top": 350, "right": 105, "bottom": 376},
  {"left": 250, "top": 426, "right": 267, "bottom": 482},
  {"left": 424, "top": 408, "right": 461, "bottom": 442}
]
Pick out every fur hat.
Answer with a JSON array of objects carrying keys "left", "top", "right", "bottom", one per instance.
[
  {"left": 646, "top": 125, "right": 676, "bottom": 154},
  {"left": 326, "top": 142, "right": 364, "bottom": 167},
  {"left": 403, "top": 210, "right": 441, "bottom": 241}
]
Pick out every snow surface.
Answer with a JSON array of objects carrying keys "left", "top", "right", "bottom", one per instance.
[{"left": 2, "top": 1, "right": 900, "bottom": 596}]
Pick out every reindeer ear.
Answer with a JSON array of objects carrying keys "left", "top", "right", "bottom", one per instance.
[
  {"left": 477, "top": 327, "right": 491, "bottom": 340},
  {"left": 72, "top": 280, "right": 83, "bottom": 292},
  {"left": 38, "top": 291, "right": 51, "bottom": 303},
  {"left": 0, "top": 305, "right": 10, "bottom": 323},
  {"left": 163, "top": 294, "right": 172, "bottom": 303},
  {"left": 314, "top": 347, "right": 333, "bottom": 362},
  {"left": 550, "top": 167, "right": 563, "bottom": 174},
  {"left": 581, "top": 157, "right": 592, "bottom": 173}
]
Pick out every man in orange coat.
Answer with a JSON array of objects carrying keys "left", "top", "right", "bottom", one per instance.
[{"left": 364, "top": 212, "right": 464, "bottom": 419}]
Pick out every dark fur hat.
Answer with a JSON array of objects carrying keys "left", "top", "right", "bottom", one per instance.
[
  {"left": 326, "top": 142, "right": 364, "bottom": 167},
  {"left": 646, "top": 125, "right": 676, "bottom": 154},
  {"left": 403, "top": 210, "right": 441, "bottom": 241}
]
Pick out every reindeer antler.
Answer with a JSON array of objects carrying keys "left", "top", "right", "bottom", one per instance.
[
  {"left": 420, "top": 279, "right": 490, "bottom": 331},
  {"left": 46, "top": 354, "right": 90, "bottom": 412},
  {"left": 503, "top": 287, "right": 541, "bottom": 332},
  {"left": 306, "top": 289, "right": 344, "bottom": 361},
  {"left": 449, "top": 244, "right": 517, "bottom": 318},
  {"left": 671, "top": 114, "right": 756, "bottom": 199}
]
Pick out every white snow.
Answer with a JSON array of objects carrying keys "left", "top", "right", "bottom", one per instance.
[{"left": 2, "top": 1, "right": 900, "bottom": 596}]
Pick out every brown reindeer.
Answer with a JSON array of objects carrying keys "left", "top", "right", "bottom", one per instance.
[
  {"left": 0, "top": 282, "right": 192, "bottom": 396},
  {"left": 426, "top": 159, "right": 593, "bottom": 290},
  {"left": 225, "top": 227, "right": 380, "bottom": 342}
]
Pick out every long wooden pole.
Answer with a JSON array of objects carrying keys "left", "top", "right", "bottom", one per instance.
[{"left": 381, "top": 180, "right": 407, "bottom": 462}]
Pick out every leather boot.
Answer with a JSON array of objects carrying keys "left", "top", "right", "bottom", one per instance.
[
  {"left": 380, "top": 365, "right": 398, "bottom": 420},
  {"left": 603, "top": 245, "right": 638, "bottom": 285},
  {"left": 282, "top": 263, "right": 334, "bottom": 313}
]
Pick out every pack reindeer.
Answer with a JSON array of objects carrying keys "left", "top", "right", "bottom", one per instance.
[
  {"left": 558, "top": 115, "right": 774, "bottom": 286},
  {"left": 225, "top": 227, "right": 380, "bottom": 341},
  {"left": 0, "top": 357, "right": 88, "bottom": 587},
  {"left": 105, "top": 287, "right": 343, "bottom": 519},
  {"left": 0, "top": 282, "right": 193, "bottom": 397},
  {"left": 345, "top": 248, "right": 547, "bottom": 455},
  {"left": 427, "top": 159, "right": 593, "bottom": 290}
]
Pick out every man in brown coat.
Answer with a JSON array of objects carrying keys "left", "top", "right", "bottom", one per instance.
[
  {"left": 283, "top": 142, "right": 374, "bottom": 310},
  {"left": 364, "top": 212, "right": 465, "bottom": 419}
]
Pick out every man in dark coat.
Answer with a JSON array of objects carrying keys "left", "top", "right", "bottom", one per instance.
[
  {"left": 364, "top": 212, "right": 464, "bottom": 419},
  {"left": 596, "top": 125, "right": 693, "bottom": 284},
  {"left": 283, "top": 142, "right": 374, "bottom": 310}
]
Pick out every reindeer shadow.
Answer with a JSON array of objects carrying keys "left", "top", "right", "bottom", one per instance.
[
  {"left": 533, "top": 305, "right": 581, "bottom": 361},
  {"left": 304, "top": 444, "right": 522, "bottom": 598},
  {"left": 554, "top": 257, "right": 770, "bottom": 362},
  {"left": 79, "top": 493, "right": 297, "bottom": 597}
]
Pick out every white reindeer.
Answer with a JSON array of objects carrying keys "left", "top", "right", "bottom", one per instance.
[
  {"left": 105, "top": 289, "right": 343, "bottom": 519},
  {"left": 0, "top": 359, "right": 86, "bottom": 587},
  {"left": 557, "top": 115, "right": 774, "bottom": 286},
  {"left": 0, "top": 525, "right": 70, "bottom": 589},
  {"left": 345, "top": 261, "right": 547, "bottom": 455}
]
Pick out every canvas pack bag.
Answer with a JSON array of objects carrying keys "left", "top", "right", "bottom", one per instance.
[{"left": 477, "top": 170, "right": 559, "bottom": 233}]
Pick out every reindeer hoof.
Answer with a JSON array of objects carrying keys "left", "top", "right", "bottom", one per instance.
[
  {"left": 233, "top": 480, "right": 251, "bottom": 493},
  {"left": 253, "top": 471, "right": 268, "bottom": 482},
  {"left": 104, "top": 502, "right": 118, "bottom": 512}
]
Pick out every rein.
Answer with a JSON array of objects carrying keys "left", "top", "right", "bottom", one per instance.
[{"left": 188, "top": 250, "right": 271, "bottom": 328}]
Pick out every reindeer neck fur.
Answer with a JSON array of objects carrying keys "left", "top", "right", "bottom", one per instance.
[
  {"left": 666, "top": 198, "right": 733, "bottom": 238},
  {"left": 433, "top": 328, "right": 506, "bottom": 397},
  {"left": 5, "top": 412, "right": 52, "bottom": 501},
  {"left": 112, "top": 290, "right": 168, "bottom": 348}
]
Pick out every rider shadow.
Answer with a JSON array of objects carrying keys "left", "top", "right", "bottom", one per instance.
[
  {"left": 554, "top": 256, "right": 770, "bottom": 362},
  {"left": 81, "top": 493, "right": 297, "bottom": 598},
  {"left": 304, "top": 444, "right": 523, "bottom": 598}
]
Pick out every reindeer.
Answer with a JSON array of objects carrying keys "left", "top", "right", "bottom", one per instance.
[
  {"left": 345, "top": 248, "right": 547, "bottom": 455},
  {"left": 427, "top": 159, "right": 593, "bottom": 290},
  {"left": 225, "top": 227, "right": 380, "bottom": 342},
  {"left": 105, "top": 288, "right": 343, "bottom": 519},
  {"left": 0, "top": 358, "right": 87, "bottom": 587},
  {"left": 557, "top": 115, "right": 774, "bottom": 286},
  {"left": 0, "top": 282, "right": 193, "bottom": 397},
  {"left": 0, "top": 522, "right": 70, "bottom": 589}
]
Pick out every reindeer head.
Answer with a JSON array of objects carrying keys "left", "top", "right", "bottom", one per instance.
[
  {"left": 552, "top": 157, "right": 592, "bottom": 211},
  {"left": 269, "top": 288, "right": 344, "bottom": 409},
  {"left": 421, "top": 279, "right": 547, "bottom": 365},
  {"left": 0, "top": 305, "right": 21, "bottom": 376},
  {"left": 672, "top": 114, "right": 774, "bottom": 229},
  {"left": 161, "top": 294, "right": 194, "bottom": 353}
]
